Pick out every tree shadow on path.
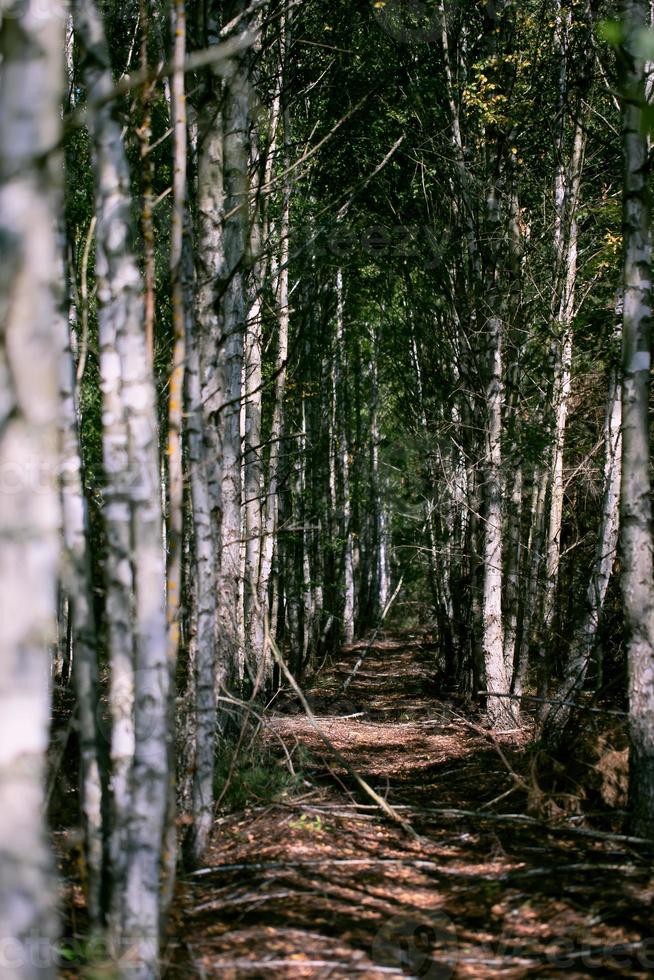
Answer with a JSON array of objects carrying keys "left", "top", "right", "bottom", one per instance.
[{"left": 169, "top": 632, "right": 654, "bottom": 979}]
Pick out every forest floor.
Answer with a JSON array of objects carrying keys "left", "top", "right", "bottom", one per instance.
[{"left": 167, "top": 631, "right": 654, "bottom": 979}]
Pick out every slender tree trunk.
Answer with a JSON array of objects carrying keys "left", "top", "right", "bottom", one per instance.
[
  {"left": 74, "top": 0, "right": 169, "bottom": 969},
  {"left": 161, "top": 0, "right": 187, "bottom": 915},
  {"left": 335, "top": 270, "right": 355, "bottom": 644},
  {"left": 243, "top": 135, "right": 265, "bottom": 684},
  {"left": 185, "top": 213, "right": 218, "bottom": 866},
  {"left": 261, "top": 102, "right": 291, "bottom": 654},
  {"left": 216, "top": 29, "right": 250, "bottom": 690},
  {"left": 542, "top": 314, "right": 622, "bottom": 739},
  {"left": 138, "top": 0, "right": 156, "bottom": 366},
  {"left": 502, "top": 463, "right": 523, "bottom": 673},
  {"left": 59, "top": 298, "right": 104, "bottom": 926},
  {"left": 539, "top": 11, "right": 586, "bottom": 673},
  {"left": 619, "top": 0, "right": 654, "bottom": 837},
  {"left": 191, "top": 5, "right": 225, "bottom": 859},
  {"left": 512, "top": 463, "right": 548, "bottom": 697},
  {"left": 0, "top": 4, "right": 64, "bottom": 972},
  {"left": 482, "top": 300, "right": 512, "bottom": 727}
]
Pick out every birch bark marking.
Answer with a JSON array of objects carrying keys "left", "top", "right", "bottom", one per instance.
[
  {"left": 540, "top": 3, "right": 586, "bottom": 661},
  {"left": 218, "top": 23, "right": 250, "bottom": 688},
  {"left": 261, "top": 97, "right": 291, "bottom": 643},
  {"left": 336, "top": 270, "right": 355, "bottom": 644},
  {"left": 483, "top": 297, "right": 510, "bottom": 728},
  {"left": 0, "top": 2, "right": 64, "bottom": 973},
  {"left": 191, "top": 7, "right": 224, "bottom": 861},
  {"left": 243, "top": 90, "right": 271, "bottom": 684},
  {"left": 59, "top": 308, "right": 104, "bottom": 926},
  {"left": 619, "top": 0, "right": 654, "bottom": 837},
  {"left": 541, "top": 121, "right": 585, "bottom": 648},
  {"left": 184, "top": 210, "right": 216, "bottom": 866},
  {"left": 73, "top": 0, "right": 169, "bottom": 967}
]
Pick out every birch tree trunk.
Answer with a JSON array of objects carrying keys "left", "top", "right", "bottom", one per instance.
[
  {"left": 216, "top": 29, "right": 250, "bottom": 691},
  {"left": 59, "top": 301, "right": 104, "bottom": 926},
  {"left": 190, "top": 9, "right": 224, "bottom": 863},
  {"left": 619, "top": 0, "right": 654, "bottom": 837},
  {"left": 541, "top": 121, "right": 585, "bottom": 654},
  {"left": 74, "top": 0, "right": 169, "bottom": 969},
  {"left": 335, "top": 270, "right": 355, "bottom": 644},
  {"left": 482, "top": 296, "right": 511, "bottom": 727},
  {"left": 0, "top": 3, "right": 63, "bottom": 972},
  {"left": 243, "top": 128, "right": 267, "bottom": 685},
  {"left": 542, "top": 309, "right": 622, "bottom": 739},
  {"left": 260, "top": 104, "right": 291, "bottom": 657},
  {"left": 184, "top": 209, "right": 217, "bottom": 866},
  {"left": 539, "top": 5, "right": 587, "bottom": 673},
  {"left": 243, "top": 275, "right": 264, "bottom": 682},
  {"left": 512, "top": 463, "right": 548, "bottom": 697}
]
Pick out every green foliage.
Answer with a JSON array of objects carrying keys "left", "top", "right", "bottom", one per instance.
[
  {"left": 214, "top": 738, "right": 307, "bottom": 812},
  {"left": 597, "top": 19, "right": 623, "bottom": 47},
  {"left": 57, "top": 935, "right": 120, "bottom": 979},
  {"left": 288, "top": 813, "right": 325, "bottom": 833}
]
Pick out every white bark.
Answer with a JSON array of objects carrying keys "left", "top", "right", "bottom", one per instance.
[
  {"left": 185, "top": 210, "right": 217, "bottom": 866},
  {"left": 0, "top": 3, "right": 64, "bottom": 974},
  {"left": 191, "top": 13, "right": 224, "bottom": 861},
  {"left": 619, "top": 0, "right": 654, "bottom": 837},
  {"left": 183, "top": 209, "right": 218, "bottom": 866},
  {"left": 482, "top": 306, "right": 511, "bottom": 728},
  {"left": 260, "top": 108, "right": 291, "bottom": 648},
  {"left": 335, "top": 270, "right": 355, "bottom": 644},
  {"left": 74, "top": 0, "right": 169, "bottom": 970},
  {"left": 216, "top": 35, "right": 249, "bottom": 689},
  {"left": 540, "top": 13, "right": 586, "bottom": 646},
  {"left": 59, "top": 299, "right": 104, "bottom": 926},
  {"left": 243, "top": 141, "right": 265, "bottom": 684}
]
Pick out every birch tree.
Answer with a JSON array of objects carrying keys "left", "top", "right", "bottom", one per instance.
[
  {"left": 619, "top": 0, "right": 654, "bottom": 837},
  {"left": 542, "top": 311, "right": 622, "bottom": 740},
  {"left": 191, "top": 6, "right": 225, "bottom": 864},
  {"left": 59, "top": 297, "right": 104, "bottom": 926},
  {"left": 0, "top": 0, "right": 64, "bottom": 973},
  {"left": 74, "top": 0, "right": 169, "bottom": 969}
]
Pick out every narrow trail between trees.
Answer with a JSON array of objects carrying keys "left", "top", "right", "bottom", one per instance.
[{"left": 170, "top": 633, "right": 654, "bottom": 979}]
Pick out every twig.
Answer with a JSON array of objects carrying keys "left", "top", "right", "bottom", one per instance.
[
  {"left": 341, "top": 575, "right": 404, "bottom": 693},
  {"left": 450, "top": 710, "right": 530, "bottom": 794},
  {"left": 289, "top": 802, "right": 654, "bottom": 847},
  {"left": 193, "top": 890, "right": 292, "bottom": 913},
  {"left": 67, "top": 34, "right": 255, "bottom": 132},
  {"left": 76, "top": 215, "right": 96, "bottom": 384},
  {"left": 267, "top": 625, "right": 420, "bottom": 840},
  {"left": 479, "top": 691, "right": 628, "bottom": 718},
  {"left": 189, "top": 856, "right": 640, "bottom": 882},
  {"left": 196, "top": 962, "right": 400, "bottom": 974}
]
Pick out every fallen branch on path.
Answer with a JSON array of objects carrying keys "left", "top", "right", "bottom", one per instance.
[
  {"left": 189, "top": 855, "right": 641, "bottom": 882},
  {"left": 479, "top": 691, "right": 629, "bottom": 718},
  {"left": 340, "top": 576, "right": 404, "bottom": 693},
  {"left": 279, "top": 802, "right": 654, "bottom": 848},
  {"left": 195, "top": 960, "right": 401, "bottom": 973},
  {"left": 267, "top": 622, "right": 421, "bottom": 841}
]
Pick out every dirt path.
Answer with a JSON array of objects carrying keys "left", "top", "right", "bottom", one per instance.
[{"left": 170, "top": 633, "right": 654, "bottom": 979}]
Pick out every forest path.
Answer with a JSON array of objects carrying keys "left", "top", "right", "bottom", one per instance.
[{"left": 171, "top": 632, "right": 654, "bottom": 979}]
